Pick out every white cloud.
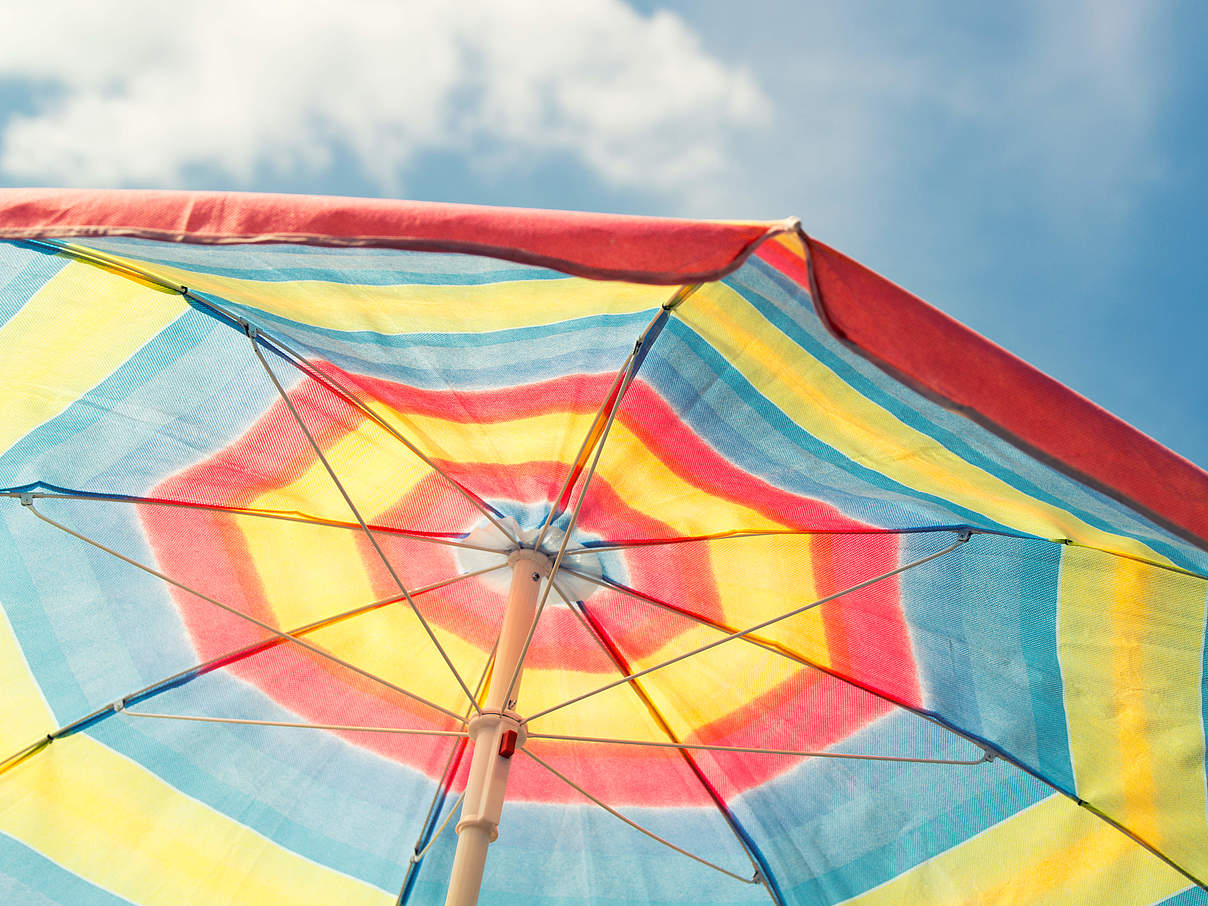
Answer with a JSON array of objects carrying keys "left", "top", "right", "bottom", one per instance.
[
  {"left": 729, "top": 0, "right": 1167, "bottom": 239},
  {"left": 0, "top": 0, "right": 767, "bottom": 203}
]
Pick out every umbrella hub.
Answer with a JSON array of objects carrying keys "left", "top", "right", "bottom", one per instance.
[
  {"left": 506, "top": 547, "right": 552, "bottom": 575},
  {"left": 456, "top": 516, "right": 608, "bottom": 604}
]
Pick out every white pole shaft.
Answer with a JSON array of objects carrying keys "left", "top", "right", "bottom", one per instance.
[{"left": 444, "top": 551, "right": 545, "bottom": 906}]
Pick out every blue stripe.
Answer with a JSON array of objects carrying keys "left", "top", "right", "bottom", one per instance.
[
  {"left": 214, "top": 297, "right": 656, "bottom": 390},
  {"left": 0, "top": 242, "right": 71, "bottom": 327},
  {"left": 0, "top": 308, "right": 278, "bottom": 497},
  {"left": 899, "top": 532, "right": 1075, "bottom": 793},
  {"left": 0, "top": 833, "right": 135, "bottom": 906},
  {"left": 1156, "top": 886, "right": 1208, "bottom": 905},
  {"left": 81, "top": 237, "right": 570, "bottom": 285},
  {"left": 405, "top": 799, "right": 767, "bottom": 905}
]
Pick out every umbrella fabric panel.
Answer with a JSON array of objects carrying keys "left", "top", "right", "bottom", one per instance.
[
  {"left": 0, "top": 260, "right": 295, "bottom": 507},
  {"left": 661, "top": 243, "right": 1208, "bottom": 883},
  {"left": 800, "top": 235, "right": 1208, "bottom": 549},
  {"left": 897, "top": 534, "right": 1071, "bottom": 788},
  {"left": 405, "top": 786, "right": 769, "bottom": 905},
  {"left": 1054, "top": 544, "right": 1208, "bottom": 875},
  {"left": 725, "top": 712, "right": 1194, "bottom": 905},
  {"left": 737, "top": 239, "right": 1206, "bottom": 572}
]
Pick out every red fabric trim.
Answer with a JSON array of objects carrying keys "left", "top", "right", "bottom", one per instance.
[
  {"left": 805, "top": 236, "right": 1208, "bottom": 549},
  {"left": 0, "top": 188, "right": 782, "bottom": 285}
]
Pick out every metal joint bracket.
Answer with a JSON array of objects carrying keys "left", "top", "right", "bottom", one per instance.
[
  {"left": 19, "top": 493, "right": 33, "bottom": 506},
  {"left": 112, "top": 699, "right": 126, "bottom": 713},
  {"left": 956, "top": 528, "right": 973, "bottom": 542}
]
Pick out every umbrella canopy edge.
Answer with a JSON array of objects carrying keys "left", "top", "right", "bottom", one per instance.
[
  {"left": 802, "top": 232, "right": 1208, "bottom": 554},
  {"left": 1, "top": 187, "right": 1204, "bottom": 552}
]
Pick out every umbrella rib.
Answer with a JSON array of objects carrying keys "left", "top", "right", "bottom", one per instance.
[
  {"left": 121, "top": 712, "right": 470, "bottom": 736},
  {"left": 408, "top": 791, "right": 466, "bottom": 864},
  {"left": 551, "top": 581, "right": 783, "bottom": 904},
  {"left": 524, "top": 733, "right": 991, "bottom": 766},
  {"left": 519, "top": 746, "right": 759, "bottom": 886},
  {"left": 20, "top": 498, "right": 467, "bottom": 724},
  {"left": 562, "top": 530, "right": 1208, "bottom": 581},
  {"left": 0, "top": 738, "right": 53, "bottom": 777},
  {"left": 526, "top": 533, "right": 970, "bottom": 725},
  {"left": 531, "top": 346, "right": 635, "bottom": 549},
  {"left": 559, "top": 525, "right": 1019, "bottom": 556},
  {"left": 0, "top": 564, "right": 505, "bottom": 777},
  {"left": 250, "top": 336, "right": 483, "bottom": 715},
  {"left": 2, "top": 490, "right": 508, "bottom": 553}
]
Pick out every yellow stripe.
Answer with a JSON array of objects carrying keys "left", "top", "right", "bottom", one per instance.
[
  {"left": 99, "top": 255, "right": 673, "bottom": 334},
  {"left": 624, "top": 622, "right": 810, "bottom": 740},
  {"left": 0, "top": 259, "right": 187, "bottom": 457},
  {"left": 708, "top": 535, "right": 829, "bottom": 669},
  {"left": 1060, "top": 546, "right": 1208, "bottom": 871},
  {"left": 589, "top": 422, "right": 792, "bottom": 537},
  {"left": 844, "top": 795, "right": 1190, "bottom": 906},
  {"left": 678, "top": 284, "right": 1179, "bottom": 567},
  {"left": 0, "top": 607, "right": 55, "bottom": 756}
]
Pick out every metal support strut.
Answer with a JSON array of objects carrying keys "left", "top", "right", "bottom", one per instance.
[{"left": 444, "top": 548, "right": 549, "bottom": 906}]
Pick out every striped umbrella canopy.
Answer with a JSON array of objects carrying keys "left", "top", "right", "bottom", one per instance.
[{"left": 0, "top": 189, "right": 1205, "bottom": 906}]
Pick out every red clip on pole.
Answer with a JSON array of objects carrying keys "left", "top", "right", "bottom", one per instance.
[{"left": 498, "top": 729, "right": 518, "bottom": 759}]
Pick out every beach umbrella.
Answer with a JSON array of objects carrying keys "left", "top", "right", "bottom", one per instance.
[{"left": 0, "top": 189, "right": 1205, "bottom": 906}]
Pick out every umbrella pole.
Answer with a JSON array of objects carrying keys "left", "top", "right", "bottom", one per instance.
[{"left": 444, "top": 549, "right": 548, "bottom": 906}]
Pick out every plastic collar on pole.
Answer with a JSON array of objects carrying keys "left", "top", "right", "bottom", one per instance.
[{"left": 454, "top": 710, "right": 528, "bottom": 843}]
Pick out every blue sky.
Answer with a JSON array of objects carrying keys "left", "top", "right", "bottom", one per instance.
[{"left": 1, "top": 0, "right": 1204, "bottom": 467}]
